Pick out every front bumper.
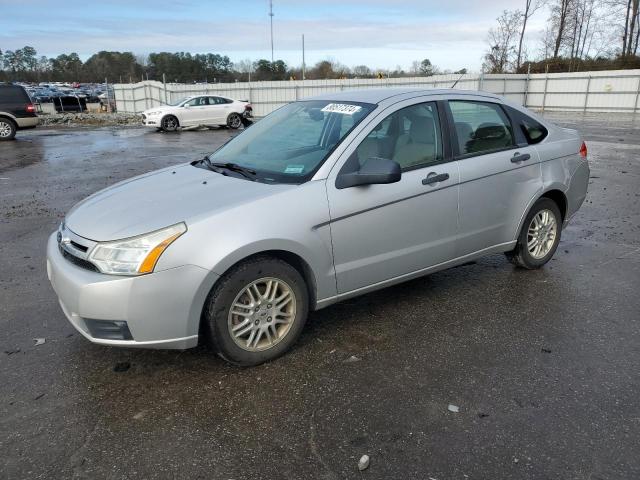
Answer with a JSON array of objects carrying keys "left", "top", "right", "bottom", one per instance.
[
  {"left": 141, "top": 114, "right": 161, "bottom": 127},
  {"left": 46, "top": 233, "right": 217, "bottom": 349}
]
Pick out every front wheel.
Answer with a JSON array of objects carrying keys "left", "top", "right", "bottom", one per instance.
[
  {"left": 506, "top": 197, "right": 562, "bottom": 269},
  {"left": 0, "top": 118, "right": 17, "bottom": 141},
  {"left": 203, "top": 256, "right": 309, "bottom": 366},
  {"left": 161, "top": 115, "right": 179, "bottom": 132},
  {"left": 226, "top": 112, "right": 242, "bottom": 129}
]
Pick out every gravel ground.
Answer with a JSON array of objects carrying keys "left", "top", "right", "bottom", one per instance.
[
  {"left": 37, "top": 112, "right": 143, "bottom": 127},
  {"left": 0, "top": 112, "right": 639, "bottom": 479}
]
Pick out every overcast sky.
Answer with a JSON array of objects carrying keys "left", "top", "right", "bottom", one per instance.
[{"left": 0, "top": 0, "right": 549, "bottom": 71}]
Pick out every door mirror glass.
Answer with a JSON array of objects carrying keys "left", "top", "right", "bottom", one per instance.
[{"left": 336, "top": 156, "right": 401, "bottom": 189}]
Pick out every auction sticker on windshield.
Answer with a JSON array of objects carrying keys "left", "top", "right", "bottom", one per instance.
[
  {"left": 284, "top": 165, "right": 305, "bottom": 174},
  {"left": 321, "top": 103, "right": 362, "bottom": 115}
]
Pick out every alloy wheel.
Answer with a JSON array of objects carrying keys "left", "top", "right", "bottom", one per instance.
[
  {"left": 163, "top": 117, "right": 177, "bottom": 130},
  {"left": 228, "top": 114, "right": 241, "bottom": 128},
  {"left": 0, "top": 121, "right": 12, "bottom": 138},
  {"left": 227, "top": 277, "right": 296, "bottom": 352},
  {"left": 527, "top": 209, "right": 557, "bottom": 259}
]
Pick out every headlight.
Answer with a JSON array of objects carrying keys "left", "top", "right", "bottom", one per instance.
[
  {"left": 146, "top": 110, "right": 163, "bottom": 116},
  {"left": 88, "top": 223, "right": 186, "bottom": 276}
]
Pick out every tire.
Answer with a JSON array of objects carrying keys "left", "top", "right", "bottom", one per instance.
[
  {"left": 161, "top": 115, "right": 179, "bottom": 132},
  {"left": 506, "top": 197, "right": 562, "bottom": 269},
  {"left": 203, "top": 255, "right": 309, "bottom": 366},
  {"left": 226, "top": 112, "right": 242, "bottom": 129},
  {"left": 0, "top": 118, "right": 17, "bottom": 141}
]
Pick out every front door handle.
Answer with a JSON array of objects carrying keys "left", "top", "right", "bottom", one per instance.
[
  {"left": 510, "top": 152, "right": 531, "bottom": 163},
  {"left": 422, "top": 172, "right": 450, "bottom": 185}
]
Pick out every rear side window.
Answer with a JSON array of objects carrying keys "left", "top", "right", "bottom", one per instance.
[
  {"left": 505, "top": 106, "right": 548, "bottom": 144},
  {"left": 209, "top": 97, "right": 232, "bottom": 104},
  {"left": 449, "top": 101, "right": 515, "bottom": 156},
  {"left": 0, "top": 86, "right": 30, "bottom": 104}
]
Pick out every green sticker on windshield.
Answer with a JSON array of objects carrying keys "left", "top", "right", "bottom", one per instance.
[{"left": 284, "top": 165, "right": 305, "bottom": 174}]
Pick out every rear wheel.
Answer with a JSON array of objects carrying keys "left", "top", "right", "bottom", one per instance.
[
  {"left": 161, "top": 115, "right": 179, "bottom": 132},
  {"left": 226, "top": 112, "right": 242, "bottom": 129},
  {"left": 506, "top": 197, "right": 562, "bottom": 269},
  {"left": 203, "top": 256, "right": 309, "bottom": 366},
  {"left": 0, "top": 118, "right": 17, "bottom": 141}
]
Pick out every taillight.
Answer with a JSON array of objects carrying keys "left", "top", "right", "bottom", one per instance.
[
  {"left": 579, "top": 141, "right": 587, "bottom": 158},
  {"left": 245, "top": 103, "right": 252, "bottom": 110},
  {"left": 26, "top": 103, "right": 35, "bottom": 113}
]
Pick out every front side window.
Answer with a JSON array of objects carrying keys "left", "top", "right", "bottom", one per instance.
[
  {"left": 185, "top": 97, "right": 207, "bottom": 107},
  {"left": 449, "top": 101, "right": 514, "bottom": 156},
  {"left": 352, "top": 102, "right": 443, "bottom": 171},
  {"left": 207, "top": 100, "right": 375, "bottom": 183}
]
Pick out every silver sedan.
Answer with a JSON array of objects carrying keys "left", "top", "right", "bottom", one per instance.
[{"left": 46, "top": 88, "right": 590, "bottom": 365}]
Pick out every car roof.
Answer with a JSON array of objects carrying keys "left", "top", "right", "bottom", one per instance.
[{"left": 305, "top": 88, "right": 501, "bottom": 105}]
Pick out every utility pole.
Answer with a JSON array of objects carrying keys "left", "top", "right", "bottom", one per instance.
[
  {"left": 269, "top": 0, "right": 274, "bottom": 64},
  {"left": 302, "top": 34, "right": 306, "bottom": 80}
]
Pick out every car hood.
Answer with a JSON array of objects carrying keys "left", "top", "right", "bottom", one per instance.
[
  {"left": 142, "top": 105, "right": 177, "bottom": 115},
  {"left": 65, "top": 164, "right": 293, "bottom": 241}
]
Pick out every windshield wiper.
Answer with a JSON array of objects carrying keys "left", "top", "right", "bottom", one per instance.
[
  {"left": 209, "top": 161, "right": 257, "bottom": 180},
  {"left": 198, "top": 156, "right": 228, "bottom": 176}
]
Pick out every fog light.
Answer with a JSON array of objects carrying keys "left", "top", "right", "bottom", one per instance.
[{"left": 85, "top": 319, "right": 134, "bottom": 340}]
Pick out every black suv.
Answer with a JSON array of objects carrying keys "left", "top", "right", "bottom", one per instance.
[{"left": 0, "top": 84, "right": 38, "bottom": 140}]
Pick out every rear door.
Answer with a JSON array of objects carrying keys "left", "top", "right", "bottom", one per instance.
[
  {"left": 446, "top": 98, "right": 542, "bottom": 256},
  {"left": 207, "top": 96, "right": 232, "bottom": 124}
]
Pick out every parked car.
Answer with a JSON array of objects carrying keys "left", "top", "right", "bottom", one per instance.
[
  {"left": 141, "top": 95, "right": 252, "bottom": 131},
  {"left": 0, "top": 84, "right": 38, "bottom": 140},
  {"left": 46, "top": 88, "right": 589, "bottom": 366},
  {"left": 30, "top": 87, "right": 59, "bottom": 103}
]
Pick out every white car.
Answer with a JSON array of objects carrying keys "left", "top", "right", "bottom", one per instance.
[{"left": 141, "top": 95, "right": 252, "bottom": 131}]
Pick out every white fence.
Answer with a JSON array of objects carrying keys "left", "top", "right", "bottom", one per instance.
[{"left": 113, "top": 69, "right": 640, "bottom": 116}]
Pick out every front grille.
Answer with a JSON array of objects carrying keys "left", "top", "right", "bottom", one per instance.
[
  {"left": 60, "top": 246, "right": 99, "bottom": 272},
  {"left": 70, "top": 240, "right": 88, "bottom": 252}
]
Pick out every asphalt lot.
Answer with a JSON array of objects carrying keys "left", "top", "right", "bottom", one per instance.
[{"left": 1, "top": 114, "right": 639, "bottom": 479}]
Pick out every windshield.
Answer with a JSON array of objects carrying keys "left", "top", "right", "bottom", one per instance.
[{"left": 206, "top": 100, "right": 375, "bottom": 183}]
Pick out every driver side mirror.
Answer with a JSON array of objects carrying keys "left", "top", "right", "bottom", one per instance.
[
  {"left": 183, "top": 104, "right": 191, "bottom": 108},
  {"left": 336, "top": 157, "right": 401, "bottom": 189}
]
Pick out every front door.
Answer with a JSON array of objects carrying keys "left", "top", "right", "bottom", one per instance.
[
  {"left": 181, "top": 96, "right": 209, "bottom": 125},
  {"left": 326, "top": 100, "right": 460, "bottom": 294}
]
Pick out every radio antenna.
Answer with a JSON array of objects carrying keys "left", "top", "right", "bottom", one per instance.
[{"left": 451, "top": 72, "right": 465, "bottom": 89}]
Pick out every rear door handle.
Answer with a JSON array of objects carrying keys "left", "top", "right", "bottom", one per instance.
[
  {"left": 422, "top": 172, "right": 450, "bottom": 185},
  {"left": 510, "top": 152, "right": 531, "bottom": 163}
]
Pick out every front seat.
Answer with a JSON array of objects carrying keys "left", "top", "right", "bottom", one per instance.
[{"left": 392, "top": 116, "right": 435, "bottom": 169}]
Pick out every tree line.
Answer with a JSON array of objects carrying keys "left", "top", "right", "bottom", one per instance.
[
  {"left": 0, "top": 47, "right": 464, "bottom": 84},
  {"left": 484, "top": 0, "right": 640, "bottom": 73}
]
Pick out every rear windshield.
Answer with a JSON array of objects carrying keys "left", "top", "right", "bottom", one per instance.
[
  {"left": 0, "top": 86, "right": 30, "bottom": 103},
  {"left": 207, "top": 100, "right": 375, "bottom": 183}
]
